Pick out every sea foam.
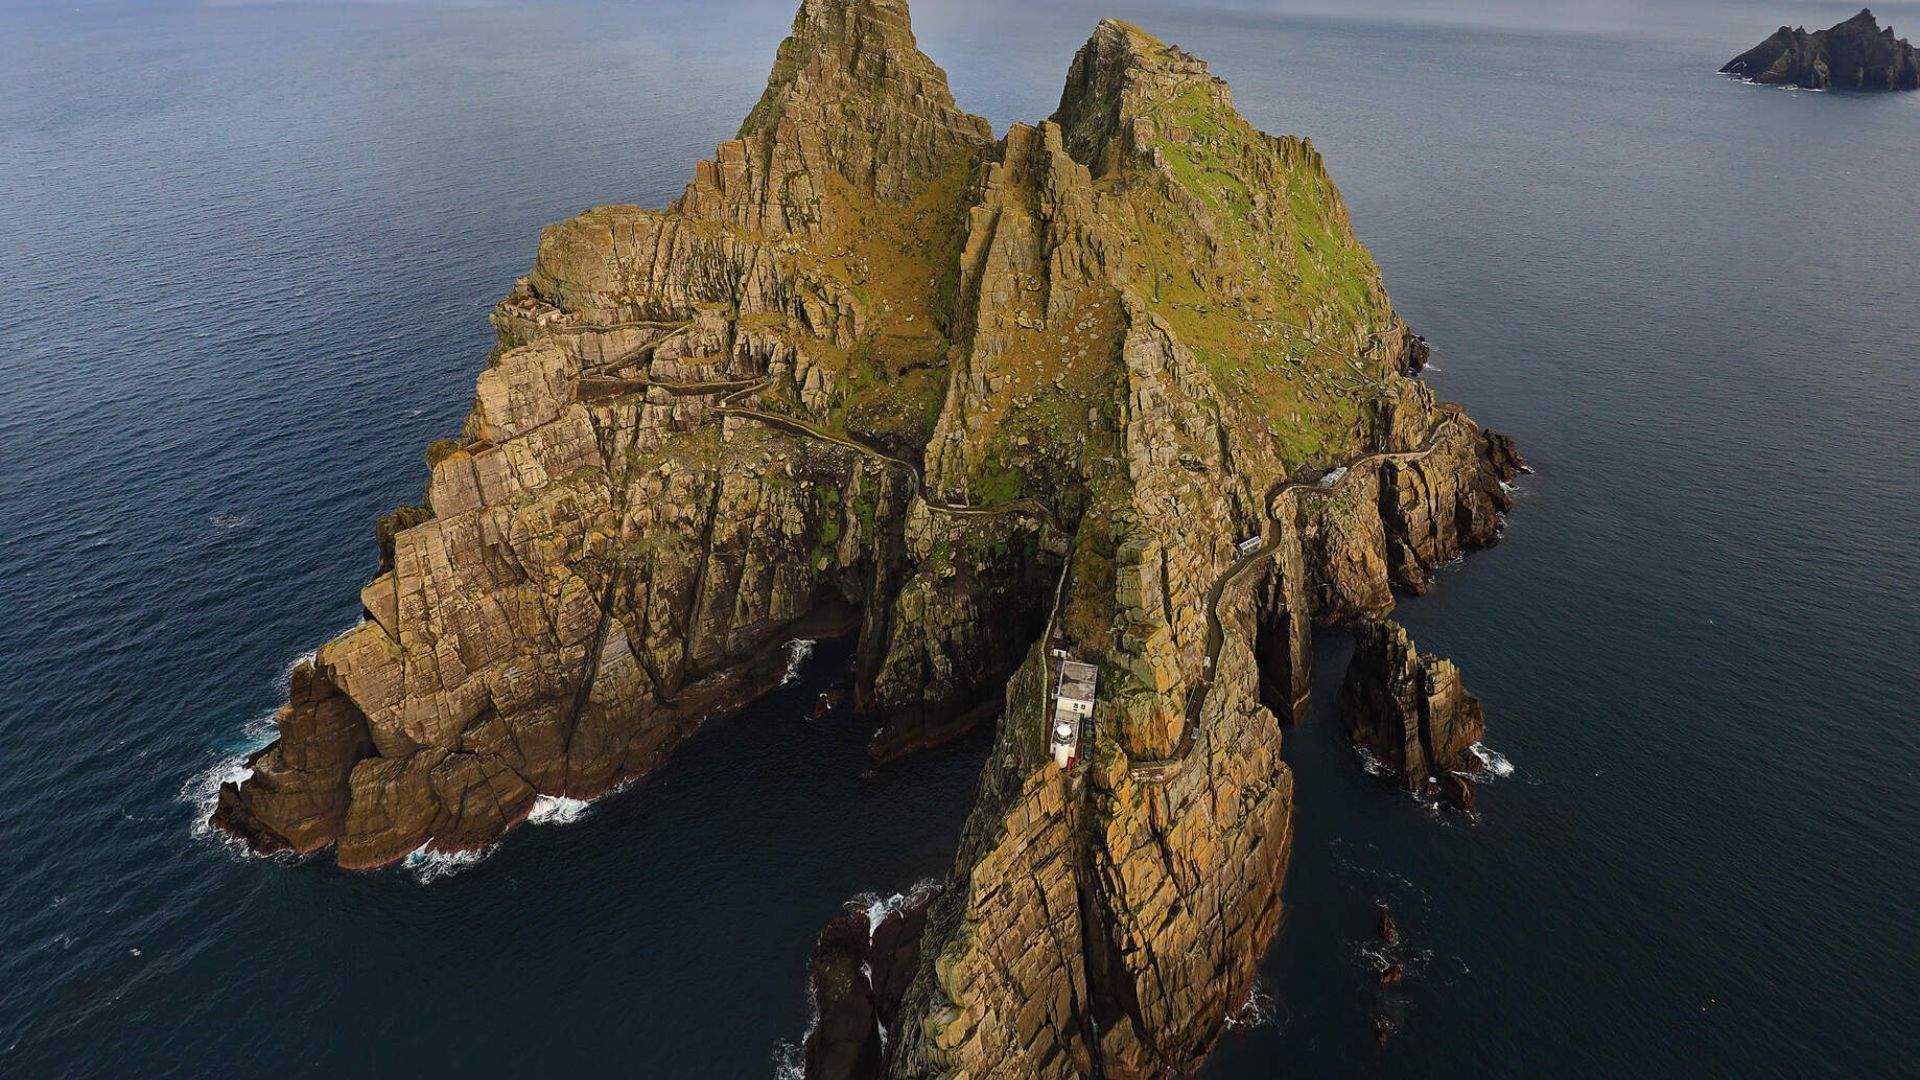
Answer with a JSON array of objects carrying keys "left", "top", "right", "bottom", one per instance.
[
  {"left": 403, "top": 844, "right": 494, "bottom": 884},
  {"left": 779, "top": 639, "right": 817, "bottom": 685},
  {"left": 1225, "top": 977, "right": 1278, "bottom": 1030},
  {"left": 1469, "top": 742, "right": 1515, "bottom": 779},
  {"left": 527, "top": 795, "right": 593, "bottom": 826}
]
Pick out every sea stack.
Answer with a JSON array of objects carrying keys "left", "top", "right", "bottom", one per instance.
[
  {"left": 1340, "top": 619, "right": 1488, "bottom": 808},
  {"left": 1721, "top": 8, "right": 1920, "bottom": 91}
]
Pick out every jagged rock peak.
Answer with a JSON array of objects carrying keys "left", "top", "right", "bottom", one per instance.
[
  {"left": 1721, "top": 7, "right": 1920, "bottom": 91},
  {"left": 1052, "top": 19, "right": 1234, "bottom": 177},
  {"left": 743, "top": 0, "right": 963, "bottom": 132},
  {"left": 679, "top": 0, "right": 991, "bottom": 231}
]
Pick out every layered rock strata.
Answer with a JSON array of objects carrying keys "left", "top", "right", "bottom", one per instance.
[
  {"left": 1340, "top": 619, "right": 1487, "bottom": 808},
  {"left": 214, "top": 0, "right": 1013, "bottom": 868},
  {"left": 1722, "top": 8, "right": 1920, "bottom": 91},
  {"left": 207, "top": 1, "right": 1523, "bottom": 1073}
]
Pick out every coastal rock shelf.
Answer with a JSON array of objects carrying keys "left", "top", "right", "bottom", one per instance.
[
  {"left": 208, "top": 0, "right": 1522, "bottom": 1074},
  {"left": 1722, "top": 8, "right": 1920, "bottom": 91}
]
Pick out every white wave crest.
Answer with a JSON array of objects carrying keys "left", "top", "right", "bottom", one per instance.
[
  {"left": 850, "top": 879, "right": 941, "bottom": 937},
  {"left": 1469, "top": 742, "right": 1515, "bottom": 779},
  {"left": 181, "top": 756, "right": 253, "bottom": 840},
  {"left": 404, "top": 844, "right": 493, "bottom": 884},
  {"left": 780, "top": 639, "right": 817, "bottom": 686},
  {"left": 1355, "top": 746, "right": 1391, "bottom": 777},
  {"left": 1225, "top": 977, "right": 1276, "bottom": 1029},
  {"left": 181, "top": 708, "right": 281, "bottom": 844},
  {"left": 527, "top": 795, "right": 593, "bottom": 826},
  {"left": 771, "top": 977, "right": 819, "bottom": 1080}
]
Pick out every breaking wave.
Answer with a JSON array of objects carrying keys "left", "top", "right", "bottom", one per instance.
[
  {"left": 849, "top": 879, "right": 941, "bottom": 937},
  {"left": 1355, "top": 746, "right": 1391, "bottom": 777},
  {"left": 770, "top": 977, "right": 819, "bottom": 1079},
  {"left": 404, "top": 844, "right": 494, "bottom": 884},
  {"left": 1225, "top": 977, "right": 1277, "bottom": 1029},
  {"left": 1469, "top": 742, "right": 1515, "bottom": 779},
  {"left": 527, "top": 795, "right": 593, "bottom": 826},
  {"left": 181, "top": 708, "right": 280, "bottom": 844},
  {"left": 780, "top": 639, "right": 817, "bottom": 685}
]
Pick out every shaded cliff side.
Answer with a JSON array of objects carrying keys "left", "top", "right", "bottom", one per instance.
[
  {"left": 208, "top": 1, "right": 1522, "bottom": 1073},
  {"left": 1722, "top": 8, "right": 1920, "bottom": 91}
]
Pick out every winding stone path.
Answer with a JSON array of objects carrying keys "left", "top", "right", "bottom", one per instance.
[
  {"left": 1126, "top": 412, "right": 1463, "bottom": 781},
  {"left": 573, "top": 324, "right": 1439, "bottom": 782}
]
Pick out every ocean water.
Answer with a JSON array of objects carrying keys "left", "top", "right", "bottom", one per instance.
[{"left": 2, "top": 1, "right": 1915, "bottom": 1076}]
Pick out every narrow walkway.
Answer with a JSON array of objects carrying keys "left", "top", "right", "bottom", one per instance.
[
  {"left": 1127, "top": 413, "right": 1462, "bottom": 780},
  {"left": 571, "top": 321, "right": 1430, "bottom": 784}
]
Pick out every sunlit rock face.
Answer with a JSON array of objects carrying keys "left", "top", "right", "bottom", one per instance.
[{"left": 210, "top": 5, "right": 1520, "bottom": 1073}]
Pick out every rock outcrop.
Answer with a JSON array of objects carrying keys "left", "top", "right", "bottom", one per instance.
[
  {"left": 207, "top": 1, "right": 1522, "bottom": 1073},
  {"left": 1722, "top": 8, "right": 1920, "bottom": 91},
  {"left": 1340, "top": 619, "right": 1487, "bottom": 808},
  {"left": 802, "top": 888, "right": 936, "bottom": 1080}
]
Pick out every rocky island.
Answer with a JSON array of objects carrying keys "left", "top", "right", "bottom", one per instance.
[
  {"left": 1722, "top": 8, "right": 1920, "bottom": 91},
  {"left": 210, "top": 0, "right": 1521, "bottom": 1073}
]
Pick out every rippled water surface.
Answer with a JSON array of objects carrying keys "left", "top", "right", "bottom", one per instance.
[{"left": 3, "top": 1, "right": 1915, "bottom": 1076}]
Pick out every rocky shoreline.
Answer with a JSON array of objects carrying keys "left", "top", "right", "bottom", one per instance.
[{"left": 208, "top": 1, "right": 1522, "bottom": 1074}]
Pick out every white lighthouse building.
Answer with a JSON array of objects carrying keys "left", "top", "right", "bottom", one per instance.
[{"left": 1051, "top": 659, "right": 1097, "bottom": 768}]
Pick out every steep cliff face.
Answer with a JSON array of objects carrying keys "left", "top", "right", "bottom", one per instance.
[
  {"left": 882, "top": 21, "right": 1519, "bottom": 1079},
  {"left": 214, "top": 0, "right": 1015, "bottom": 867},
  {"left": 1722, "top": 8, "right": 1920, "bottom": 91},
  {"left": 1340, "top": 619, "right": 1488, "bottom": 808},
  {"left": 209, "top": 1, "right": 1522, "bottom": 1070}
]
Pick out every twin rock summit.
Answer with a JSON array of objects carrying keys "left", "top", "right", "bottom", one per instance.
[{"left": 212, "top": 1, "right": 1522, "bottom": 1074}]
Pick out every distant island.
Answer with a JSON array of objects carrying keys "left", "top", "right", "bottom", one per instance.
[{"left": 1722, "top": 8, "right": 1920, "bottom": 90}]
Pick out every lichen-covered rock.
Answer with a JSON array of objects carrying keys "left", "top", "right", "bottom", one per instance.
[
  {"left": 1340, "top": 619, "right": 1487, "bottom": 807},
  {"left": 214, "top": 0, "right": 999, "bottom": 867},
  {"left": 887, "top": 20, "right": 1517, "bottom": 1079},
  {"left": 1723, "top": 8, "right": 1920, "bottom": 91}
]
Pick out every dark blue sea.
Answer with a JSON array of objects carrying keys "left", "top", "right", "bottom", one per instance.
[{"left": 3, "top": 1, "right": 1915, "bottom": 1075}]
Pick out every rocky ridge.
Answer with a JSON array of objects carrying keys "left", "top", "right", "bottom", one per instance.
[
  {"left": 208, "top": 1, "right": 1522, "bottom": 1073},
  {"left": 1722, "top": 8, "right": 1920, "bottom": 91}
]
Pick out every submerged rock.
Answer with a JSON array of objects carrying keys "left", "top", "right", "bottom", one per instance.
[{"left": 1722, "top": 8, "right": 1920, "bottom": 91}]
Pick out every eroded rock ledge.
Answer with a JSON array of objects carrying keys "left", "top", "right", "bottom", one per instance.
[{"left": 208, "top": 1, "right": 1523, "bottom": 1074}]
